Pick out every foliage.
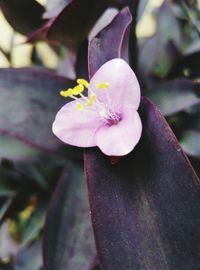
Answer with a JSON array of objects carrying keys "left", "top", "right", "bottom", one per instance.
[{"left": 0, "top": 0, "right": 200, "bottom": 269}]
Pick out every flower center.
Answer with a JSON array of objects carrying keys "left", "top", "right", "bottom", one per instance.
[
  {"left": 60, "top": 78, "right": 121, "bottom": 126},
  {"left": 105, "top": 111, "right": 121, "bottom": 126}
]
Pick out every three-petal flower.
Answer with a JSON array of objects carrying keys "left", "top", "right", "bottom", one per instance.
[{"left": 52, "top": 58, "right": 142, "bottom": 156}]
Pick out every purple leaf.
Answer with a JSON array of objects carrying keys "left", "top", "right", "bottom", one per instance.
[
  {"left": 43, "top": 163, "right": 97, "bottom": 270},
  {"left": 148, "top": 79, "right": 200, "bottom": 116},
  {"left": 156, "top": 0, "right": 182, "bottom": 45},
  {"left": 26, "top": 19, "right": 55, "bottom": 43},
  {"left": 88, "top": 7, "right": 132, "bottom": 78},
  {"left": 44, "top": 0, "right": 70, "bottom": 18},
  {"left": 0, "top": 0, "right": 46, "bottom": 36},
  {"left": 14, "top": 241, "right": 42, "bottom": 270},
  {"left": 47, "top": 0, "right": 108, "bottom": 46},
  {"left": 111, "top": 0, "right": 133, "bottom": 7},
  {"left": 88, "top": 8, "right": 119, "bottom": 41},
  {"left": 75, "top": 39, "right": 89, "bottom": 79},
  {"left": 46, "top": 0, "right": 135, "bottom": 46},
  {"left": 139, "top": 0, "right": 182, "bottom": 80},
  {"left": 85, "top": 97, "right": 200, "bottom": 270},
  {"left": 0, "top": 68, "right": 74, "bottom": 153}
]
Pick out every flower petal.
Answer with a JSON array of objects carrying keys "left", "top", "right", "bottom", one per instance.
[
  {"left": 90, "top": 58, "right": 140, "bottom": 111},
  {"left": 95, "top": 108, "right": 142, "bottom": 156},
  {"left": 52, "top": 99, "right": 102, "bottom": 147}
]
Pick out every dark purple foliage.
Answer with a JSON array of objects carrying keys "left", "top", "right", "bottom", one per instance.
[
  {"left": 84, "top": 1, "right": 200, "bottom": 268},
  {"left": 85, "top": 97, "right": 200, "bottom": 270},
  {"left": 0, "top": 68, "right": 73, "bottom": 153},
  {"left": 148, "top": 79, "right": 200, "bottom": 116},
  {"left": 0, "top": 0, "right": 47, "bottom": 36},
  {"left": 43, "top": 164, "right": 97, "bottom": 270},
  {"left": 47, "top": 0, "right": 108, "bottom": 46},
  {"left": 88, "top": 7, "right": 132, "bottom": 78},
  {"left": 0, "top": 0, "right": 200, "bottom": 269}
]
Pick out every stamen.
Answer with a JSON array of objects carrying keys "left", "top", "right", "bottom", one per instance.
[
  {"left": 60, "top": 78, "right": 116, "bottom": 120},
  {"left": 106, "top": 111, "right": 121, "bottom": 126},
  {"left": 96, "top": 82, "right": 111, "bottom": 107},
  {"left": 87, "top": 94, "right": 96, "bottom": 106},
  {"left": 76, "top": 102, "right": 84, "bottom": 111},
  {"left": 60, "top": 88, "right": 73, "bottom": 97},
  {"left": 87, "top": 85, "right": 105, "bottom": 110},
  {"left": 77, "top": 78, "right": 89, "bottom": 88},
  {"left": 72, "top": 84, "right": 84, "bottom": 95},
  {"left": 61, "top": 89, "right": 84, "bottom": 104},
  {"left": 96, "top": 82, "right": 109, "bottom": 89}
]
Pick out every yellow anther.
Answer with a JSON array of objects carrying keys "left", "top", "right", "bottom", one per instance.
[
  {"left": 76, "top": 102, "right": 84, "bottom": 111},
  {"left": 60, "top": 88, "right": 73, "bottom": 97},
  {"left": 77, "top": 78, "right": 89, "bottom": 88},
  {"left": 87, "top": 94, "right": 96, "bottom": 107},
  {"left": 73, "top": 84, "right": 84, "bottom": 95},
  {"left": 96, "top": 82, "right": 109, "bottom": 89}
]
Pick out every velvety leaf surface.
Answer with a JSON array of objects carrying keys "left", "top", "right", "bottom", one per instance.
[
  {"left": 88, "top": 7, "right": 132, "bottom": 78},
  {"left": 43, "top": 163, "right": 96, "bottom": 270},
  {"left": 148, "top": 80, "right": 200, "bottom": 116},
  {"left": 85, "top": 97, "right": 200, "bottom": 270},
  {"left": 47, "top": 0, "right": 108, "bottom": 46},
  {"left": 0, "top": 0, "right": 46, "bottom": 36},
  {"left": 0, "top": 68, "right": 73, "bottom": 153}
]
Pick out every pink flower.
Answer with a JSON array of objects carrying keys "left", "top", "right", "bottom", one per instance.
[{"left": 52, "top": 58, "right": 142, "bottom": 156}]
